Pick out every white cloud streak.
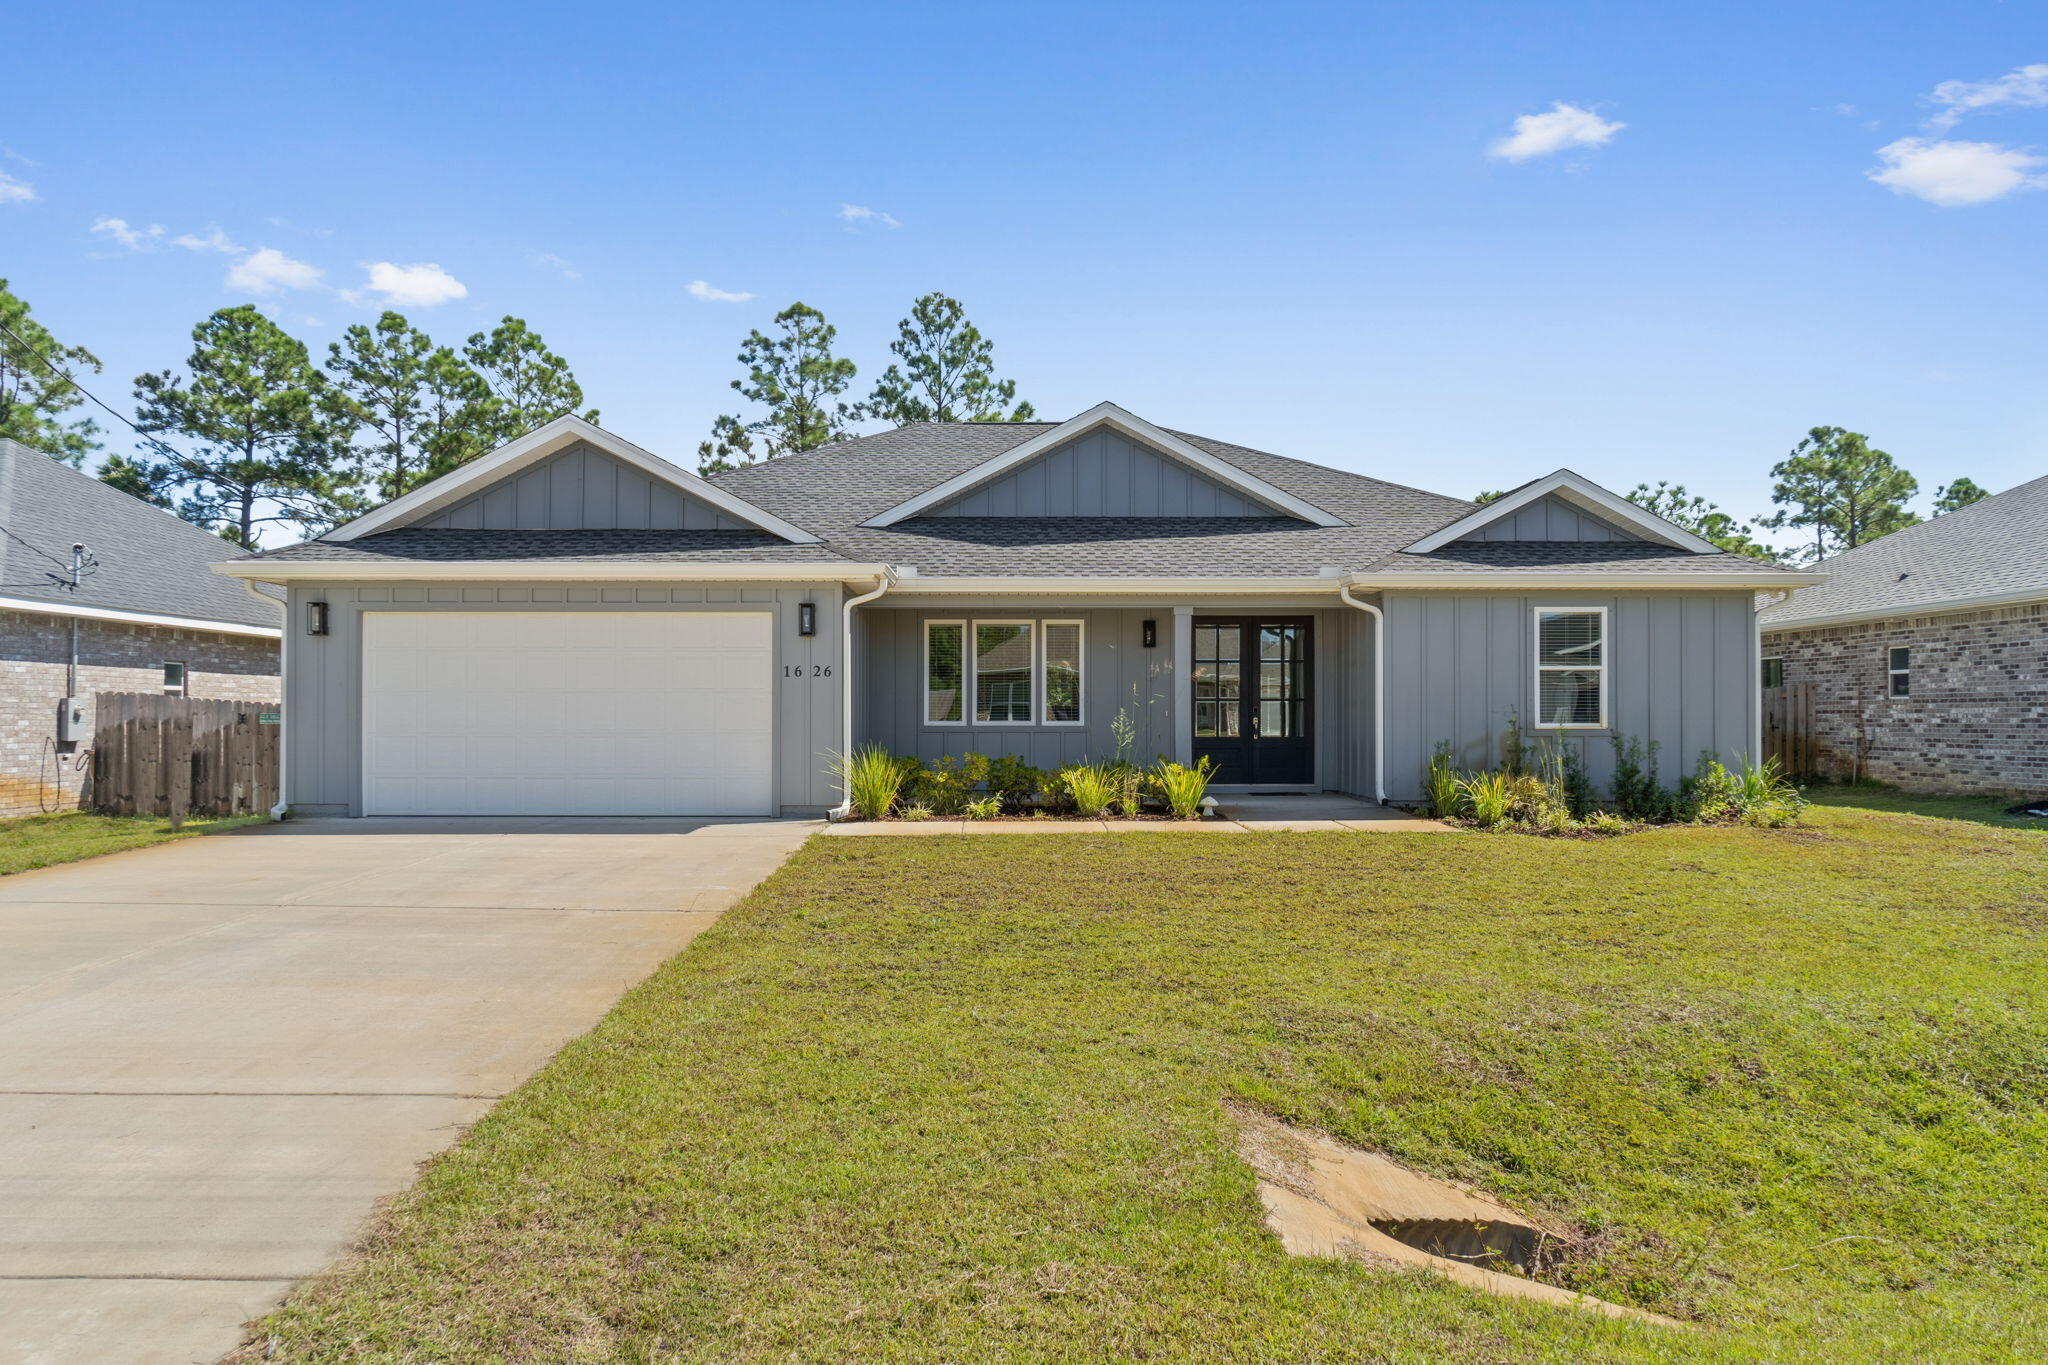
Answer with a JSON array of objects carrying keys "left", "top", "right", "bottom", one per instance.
[
  {"left": 357, "top": 261, "right": 468, "bottom": 307},
  {"left": 1488, "top": 103, "right": 1625, "bottom": 161},
  {"left": 0, "top": 172, "right": 34, "bottom": 204},
  {"left": 1928, "top": 63, "right": 2048, "bottom": 130},
  {"left": 227, "top": 247, "right": 325, "bottom": 293},
  {"left": 531, "top": 251, "right": 581, "bottom": 280},
  {"left": 838, "top": 203, "right": 902, "bottom": 228},
  {"left": 1868, "top": 136, "right": 2046, "bottom": 206},
  {"left": 687, "top": 279, "right": 755, "bottom": 302},
  {"left": 173, "top": 226, "right": 242, "bottom": 253},
  {"left": 90, "top": 216, "right": 164, "bottom": 248}
]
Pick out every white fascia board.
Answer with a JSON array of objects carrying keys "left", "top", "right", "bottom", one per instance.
[
  {"left": 858, "top": 401, "right": 1349, "bottom": 528},
  {"left": 1403, "top": 469, "right": 1721, "bottom": 554},
  {"left": 1349, "top": 570, "right": 1825, "bottom": 591},
  {"left": 1762, "top": 585, "right": 2048, "bottom": 631},
  {"left": 210, "top": 560, "right": 890, "bottom": 584},
  {"left": 323, "top": 416, "right": 821, "bottom": 544},
  {"left": 0, "top": 592, "right": 282, "bottom": 638},
  {"left": 884, "top": 575, "right": 1343, "bottom": 596}
]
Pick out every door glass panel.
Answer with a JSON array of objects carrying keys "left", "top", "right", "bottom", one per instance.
[
  {"left": 1194, "top": 624, "right": 1242, "bottom": 737},
  {"left": 1255, "top": 625, "right": 1302, "bottom": 738}
]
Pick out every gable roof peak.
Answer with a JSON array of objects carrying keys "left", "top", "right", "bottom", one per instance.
[{"left": 1403, "top": 467, "right": 1721, "bottom": 555}]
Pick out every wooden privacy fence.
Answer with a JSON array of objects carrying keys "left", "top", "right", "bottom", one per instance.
[
  {"left": 90, "top": 693, "right": 282, "bottom": 821},
  {"left": 1761, "top": 682, "right": 1817, "bottom": 780}
]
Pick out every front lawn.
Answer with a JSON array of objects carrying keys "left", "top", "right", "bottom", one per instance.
[
  {"left": 1805, "top": 782, "right": 2048, "bottom": 832},
  {"left": 242, "top": 807, "right": 2048, "bottom": 1363},
  {"left": 0, "top": 810, "right": 265, "bottom": 876}
]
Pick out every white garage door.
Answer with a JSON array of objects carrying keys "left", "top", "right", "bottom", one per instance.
[{"left": 361, "top": 611, "right": 774, "bottom": 816}]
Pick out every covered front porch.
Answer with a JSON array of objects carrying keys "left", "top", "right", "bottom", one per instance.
[{"left": 850, "top": 594, "right": 1381, "bottom": 799}]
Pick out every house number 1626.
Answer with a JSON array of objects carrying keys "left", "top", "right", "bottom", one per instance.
[{"left": 784, "top": 665, "right": 832, "bottom": 678}]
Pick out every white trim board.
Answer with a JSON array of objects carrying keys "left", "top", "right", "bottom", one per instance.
[
  {"left": 859, "top": 402, "right": 1348, "bottom": 529},
  {"left": 322, "top": 416, "right": 820, "bottom": 544},
  {"left": 0, "top": 593, "right": 282, "bottom": 639},
  {"left": 212, "top": 560, "right": 890, "bottom": 584},
  {"left": 1404, "top": 470, "right": 1721, "bottom": 554}
]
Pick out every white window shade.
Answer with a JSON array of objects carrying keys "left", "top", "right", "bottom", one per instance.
[
  {"left": 1043, "top": 621, "right": 1083, "bottom": 724},
  {"left": 1535, "top": 608, "right": 1607, "bottom": 728},
  {"left": 925, "top": 621, "right": 964, "bottom": 724}
]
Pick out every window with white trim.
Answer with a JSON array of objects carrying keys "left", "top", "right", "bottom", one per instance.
[
  {"left": 974, "top": 621, "right": 1035, "bottom": 723},
  {"left": 162, "top": 661, "right": 187, "bottom": 696},
  {"left": 924, "top": 621, "right": 965, "bottom": 724},
  {"left": 1887, "top": 646, "right": 1910, "bottom": 698},
  {"left": 1042, "top": 620, "right": 1084, "bottom": 725},
  {"left": 1534, "top": 608, "right": 1606, "bottom": 728}
]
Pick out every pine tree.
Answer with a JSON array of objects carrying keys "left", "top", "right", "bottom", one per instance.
[
  {"left": 1626, "top": 481, "right": 1782, "bottom": 562},
  {"left": 326, "top": 312, "right": 494, "bottom": 502},
  {"left": 1763, "top": 427, "right": 1920, "bottom": 562},
  {"left": 698, "top": 303, "right": 856, "bottom": 474},
  {"left": 0, "top": 278, "right": 103, "bottom": 465},
  {"left": 1933, "top": 477, "right": 1989, "bottom": 514},
  {"left": 463, "top": 317, "right": 596, "bottom": 442},
  {"left": 859, "top": 293, "right": 1034, "bottom": 425}
]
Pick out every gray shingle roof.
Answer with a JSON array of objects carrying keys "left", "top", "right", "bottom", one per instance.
[
  {"left": 250, "top": 419, "right": 1802, "bottom": 581},
  {"left": 1365, "top": 542, "right": 1768, "bottom": 573},
  {"left": 0, "top": 438, "right": 281, "bottom": 631},
  {"left": 1760, "top": 472, "right": 2048, "bottom": 625}
]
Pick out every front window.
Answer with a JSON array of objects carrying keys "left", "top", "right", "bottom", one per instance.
[
  {"left": 162, "top": 661, "right": 187, "bottom": 696},
  {"left": 974, "top": 621, "right": 1035, "bottom": 723},
  {"left": 1888, "top": 646, "right": 1910, "bottom": 698},
  {"left": 1535, "top": 608, "right": 1606, "bottom": 728},
  {"left": 1042, "top": 621, "right": 1083, "bottom": 724},
  {"left": 925, "top": 621, "right": 964, "bottom": 724}
]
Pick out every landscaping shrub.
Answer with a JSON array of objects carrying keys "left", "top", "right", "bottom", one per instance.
[
  {"left": 963, "top": 795, "right": 1002, "bottom": 821},
  {"left": 984, "top": 755, "right": 1045, "bottom": 813},
  {"left": 829, "top": 745, "right": 911, "bottom": 820},
  {"left": 1060, "top": 762, "right": 1118, "bottom": 817},
  {"left": 1461, "top": 770, "right": 1516, "bottom": 828},
  {"left": 1424, "top": 741, "right": 1464, "bottom": 818},
  {"left": 1150, "top": 756, "right": 1216, "bottom": 820},
  {"left": 905, "top": 753, "right": 988, "bottom": 816}
]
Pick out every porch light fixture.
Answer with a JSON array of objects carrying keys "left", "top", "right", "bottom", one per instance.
[
  {"left": 306, "top": 600, "right": 329, "bottom": 636},
  {"left": 798, "top": 602, "right": 817, "bottom": 636},
  {"left": 1142, "top": 618, "right": 1157, "bottom": 648}
]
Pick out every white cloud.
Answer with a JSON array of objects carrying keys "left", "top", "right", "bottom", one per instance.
[
  {"left": 687, "top": 279, "right": 755, "bottom": 302},
  {"left": 227, "top": 246, "right": 325, "bottom": 293},
  {"left": 173, "top": 226, "right": 241, "bottom": 253},
  {"left": 1868, "top": 136, "right": 2046, "bottom": 206},
  {"left": 0, "top": 171, "right": 34, "bottom": 204},
  {"left": 531, "top": 251, "right": 582, "bottom": 280},
  {"left": 1488, "top": 102, "right": 1625, "bottom": 161},
  {"left": 1928, "top": 63, "right": 2048, "bottom": 130},
  {"left": 839, "top": 203, "right": 902, "bottom": 228},
  {"left": 357, "top": 261, "right": 468, "bottom": 307},
  {"left": 90, "top": 216, "right": 164, "bottom": 248}
]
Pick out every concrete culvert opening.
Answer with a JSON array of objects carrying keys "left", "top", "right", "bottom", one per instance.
[{"left": 1229, "top": 1102, "right": 1684, "bottom": 1328}]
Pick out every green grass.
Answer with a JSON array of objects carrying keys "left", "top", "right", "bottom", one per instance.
[
  {"left": 0, "top": 810, "right": 265, "bottom": 876},
  {"left": 242, "top": 807, "right": 2048, "bottom": 1363},
  {"left": 1805, "top": 782, "right": 2048, "bottom": 832}
]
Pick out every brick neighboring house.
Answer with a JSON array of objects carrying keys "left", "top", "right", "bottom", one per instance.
[
  {"left": 0, "top": 438, "right": 280, "bottom": 817},
  {"left": 1759, "top": 473, "right": 2048, "bottom": 796}
]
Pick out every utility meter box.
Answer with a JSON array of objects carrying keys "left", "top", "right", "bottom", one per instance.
[{"left": 55, "top": 697, "right": 86, "bottom": 749}]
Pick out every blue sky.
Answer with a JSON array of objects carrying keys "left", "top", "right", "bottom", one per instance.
[{"left": 4, "top": 1, "right": 2042, "bottom": 546}]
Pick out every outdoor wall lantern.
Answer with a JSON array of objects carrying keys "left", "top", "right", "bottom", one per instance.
[
  {"left": 1142, "top": 618, "right": 1158, "bottom": 648},
  {"left": 306, "top": 601, "right": 330, "bottom": 636},
  {"left": 798, "top": 602, "right": 817, "bottom": 636}
]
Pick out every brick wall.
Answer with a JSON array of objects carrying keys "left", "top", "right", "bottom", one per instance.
[
  {"left": 1762, "top": 600, "right": 2048, "bottom": 796},
  {"left": 0, "top": 607, "right": 279, "bottom": 818}
]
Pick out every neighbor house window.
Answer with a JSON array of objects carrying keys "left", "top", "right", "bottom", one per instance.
[
  {"left": 1042, "top": 620, "right": 1084, "bottom": 725},
  {"left": 162, "top": 661, "right": 187, "bottom": 696},
  {"left": 1534, "top": 608, "right": 1606, "bottom": 728},
  {"left": 974, "top": 621, "right": 1035, "bottom": 723},
  {"left": 924, "top": 621, "right": 965, "bottom": 724},
  {"left": 1888, "top": 646, "right": 1910, "bottom": 698},
  {"left": 1760, "top": 657, "right": 1785, "bottom": 689}
]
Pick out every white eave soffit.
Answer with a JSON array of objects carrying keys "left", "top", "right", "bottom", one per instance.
[
  {"left": 1401, "top": 469, "right": 1722, "bottom": 555},
  {"left": 858, "top": 401, "right": 1349, "bottom": 528},
  {"left": 322, "top": 415, "right": 821, "bottom": 545}
]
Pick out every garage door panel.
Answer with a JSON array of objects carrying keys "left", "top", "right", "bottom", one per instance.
[{"left": 362, "top": 612, "right": 774, "bottom": 816}]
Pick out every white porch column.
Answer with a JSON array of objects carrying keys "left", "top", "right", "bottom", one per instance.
[{"left": 1172, "top": 605, "right": 1194, "bottom": 765}]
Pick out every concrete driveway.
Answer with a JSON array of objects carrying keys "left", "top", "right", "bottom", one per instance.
[{"left": 0, "top": 815, "right": 814, "bottom": 1365}]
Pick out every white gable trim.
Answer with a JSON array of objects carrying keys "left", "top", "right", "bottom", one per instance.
[
  {"left": 858, "top": 402, "right": 1348, "bottom": 528},
  {"left": 1404, "top": 470, "right": 1720, "bottom": 555},
  {"left": 323, "top": 416, "right": 820, "bottom": 544}
]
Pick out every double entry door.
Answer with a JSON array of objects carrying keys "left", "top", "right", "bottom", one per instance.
[{"left": 1191, "top": 616, "right": 1313, "bottom": 786}]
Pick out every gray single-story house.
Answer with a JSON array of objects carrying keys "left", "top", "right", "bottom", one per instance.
[
  {"left": 216, "top": 405, "right": 1816, "bottom": 817},
  {"left": 1760, "top": 473, "right": 2047, "bottom": 795}
]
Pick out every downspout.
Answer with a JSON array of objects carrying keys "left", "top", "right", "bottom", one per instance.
[
  {"left": 828, "top": 569, "right": 896, "bottom": 820},
  {"left": 245, "top": 580, "right": 289, "bottom": 819},
  {"left": 1336, "top": 580, "right": 1387, "bottom": 805}
]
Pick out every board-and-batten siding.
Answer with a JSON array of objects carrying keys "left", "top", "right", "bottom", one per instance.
[
  {"left": 414, "top": 442, "right": 751, "bottom": 530},
  {"left": 924, "top": 428, "right": 1272, "bottom": 518},
  {"left": 1380, "top": 590, "right": 1757, "bottom": 801},
  {"left": 282, "top": 580, "right": 844, "bottom": 815},
  {"left": 1456, "top": 494, "right": 1645, "bottom": 544}
]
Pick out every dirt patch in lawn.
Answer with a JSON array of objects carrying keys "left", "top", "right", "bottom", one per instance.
[{"left": 1230, "top": 1102, "right": 1685, "bottom": 1329}]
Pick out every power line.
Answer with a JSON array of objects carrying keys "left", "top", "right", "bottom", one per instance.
[{"left": 0, "top": 317, "right": 214, "bottom": 484}]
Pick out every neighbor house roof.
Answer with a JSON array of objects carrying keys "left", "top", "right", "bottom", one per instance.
[
  {"left": 239, "top": 416, "right": 1810, "bottom": 585},
  {"left": 1759, "top": 473, "right": 2048, "bottom": 628},
  {"left": 0, "top": 438, "right": 281, "bottom": 635}
]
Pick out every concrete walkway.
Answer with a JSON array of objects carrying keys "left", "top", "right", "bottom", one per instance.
[
  {"left": 822, "top": 794, "right": 1451, "bottom": 835},
  {"left": 0, "top": 815, "right": 814, "bottom": 1365}
]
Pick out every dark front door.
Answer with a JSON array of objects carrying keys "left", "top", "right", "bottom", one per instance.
[{"left": 1191, "top": 617, "right": 1313, "bottom": 785}]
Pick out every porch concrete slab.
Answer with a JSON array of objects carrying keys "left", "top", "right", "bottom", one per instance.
[{"left": 0, "top": 1278, "right": 296, "bottom": 1365}]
